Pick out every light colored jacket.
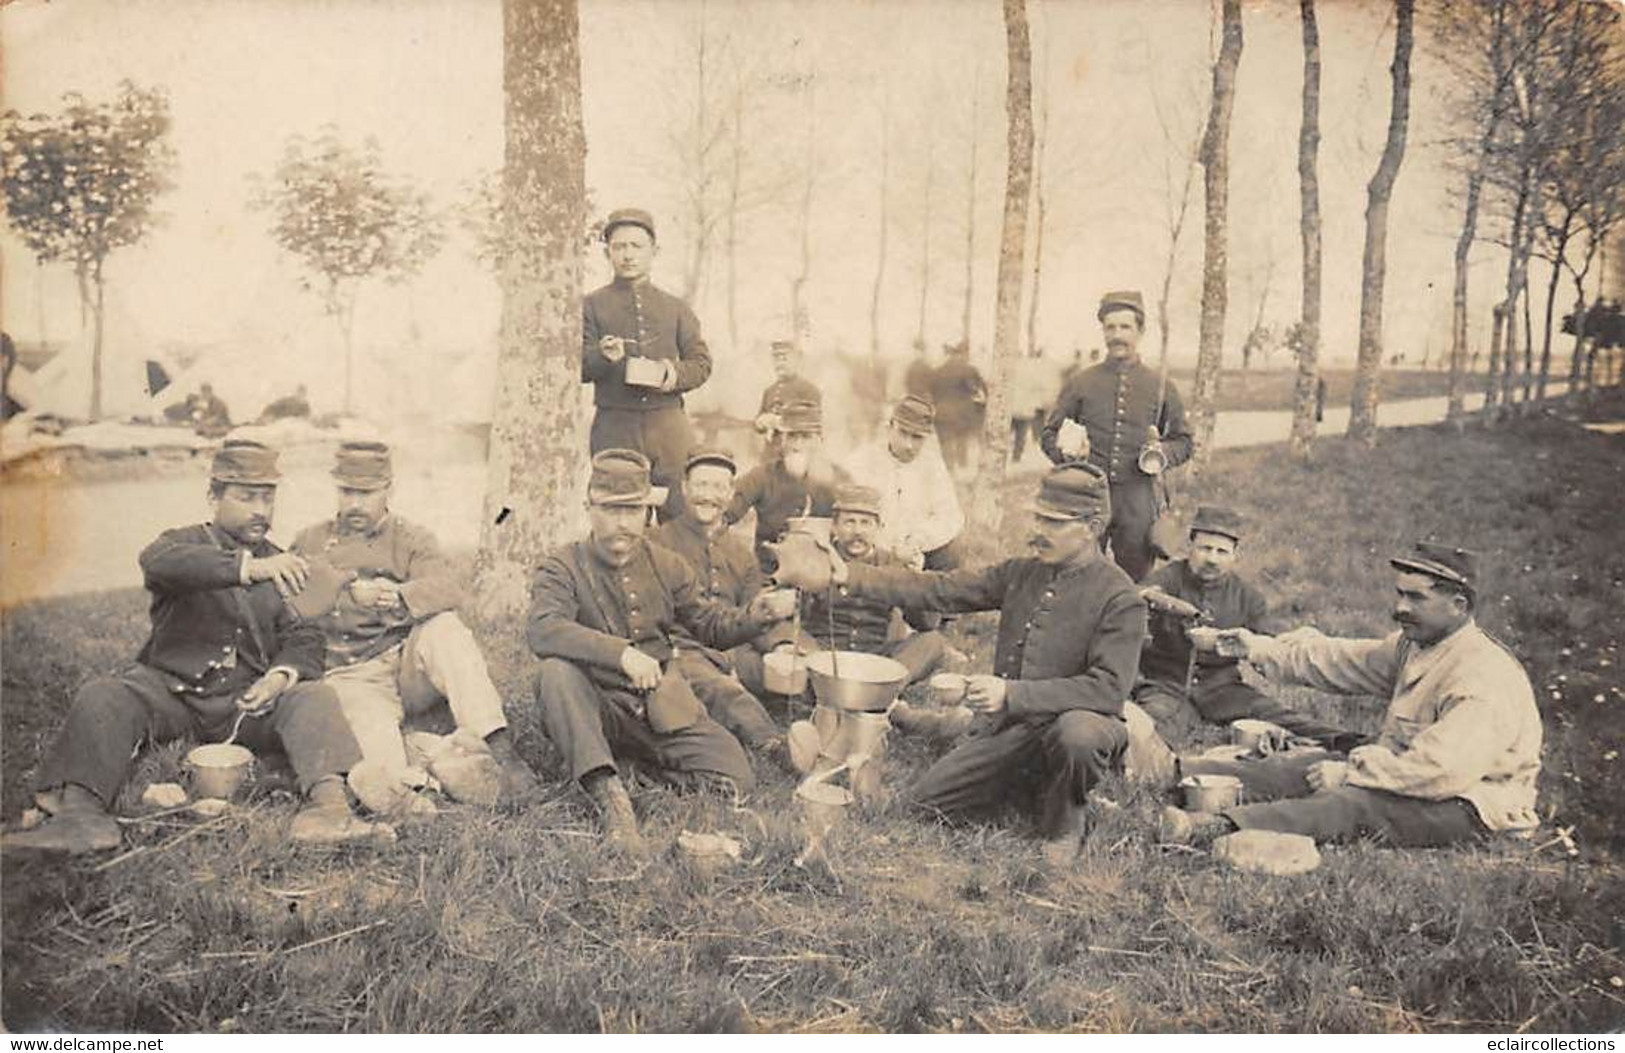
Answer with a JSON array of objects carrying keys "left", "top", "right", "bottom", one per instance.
[
  {"left": 1252, "top": 622, "right": 1542, "bottom": 833},
  {"left": 847, "top": 438, "right": 964, "bottom": 558}
]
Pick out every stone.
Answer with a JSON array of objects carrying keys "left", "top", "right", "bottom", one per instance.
[
  {"left": 191, "top": 797, "right": 231, "bottom": 818},
  {"left": 1213, "top": 829, "right": 1321, "bottom": 876},
  {"left": 141, "top": 782, "right": 189, "bottom": 809}
]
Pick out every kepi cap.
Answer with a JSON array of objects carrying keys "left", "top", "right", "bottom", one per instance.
[
  {"left": 776, "top": 399, "right": 822, "bottom": 435},
  {"left": 602, "top": 208, "right": 656, "bottom": 242},
  {"left": 1190, "top": 505, "right": 1244, "bottom": 542},
  {"left": 1097, "top": 290, "right": 1146, "bottom": 324},
  {"left": 1390, "top": 541, "right": 1479, "bottom": 595},
  {"left": 588, "top": 449, "right": 661, "bottom": 506},
  {"left": 832, "top": 483, "right": 882, "bottom": 519},
  {"left": 332, "top": 440, "right": 392, "bottom": 491},
  {"left": 1030, "top": 462, "right": 1111, "bottom": 521},
  {"left": 890, "top": 395, "right": 936, "bottom": 437},
  {"left": 685, "top": 446, "right": 738, "bottom": 476},
  {"left": 211, "top": 438, "right": 281, "bottom": 486}
]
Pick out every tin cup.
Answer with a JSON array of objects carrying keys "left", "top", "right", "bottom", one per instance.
[{"left": 929, "top": 672, "right": 969, "bottom": 707}]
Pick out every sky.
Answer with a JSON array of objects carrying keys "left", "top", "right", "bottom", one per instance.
[{"left": 0, "top": 0, "right": 1578, "bottom": 423}]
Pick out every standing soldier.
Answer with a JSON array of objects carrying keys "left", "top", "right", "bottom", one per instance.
[
  {"left": 930, "top": 341, "right": 988, "bottom": 475},
  {"left": 1042, "top": 290, "right": 1193, "bottom": 581},
  {"left": 582, "top": 208, "right": 711, "bottom": 521}
]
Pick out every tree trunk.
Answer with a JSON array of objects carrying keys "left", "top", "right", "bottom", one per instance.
[
  {"left": 1448, "top": 166, "right": 1490, "bottom": 423},
  {"left": 1347, "top": 0, "right": 1414, "bottom": 446},
  {"left": 1567, "top": 286, "right": 1589, "bottom": 392},
  {"left": 869, "top": 86, "right": 891, "bottom": 364},
  {"left": 960, "top": 83, "right": 981, "bottom": 349},
  {"left": 1289, "top": 0, "right": 1321, "bottom": 461},
  {"left": 791, "top": 85, "right": 816, "bottom": 345},
  {"left": 1486, "top": 302, "right": 1506, "bottom": 412},
  {"left": 726, "top": 86, "right": 743, "bottom": 358},
  {"left": 474, "top": 0, "right": 590, "bottom": 624},
  {"left": 1191, "top": 0, "right": 1244, "bottom": 465},
  {"left": 971, "top": 0, "right": 1033, "bottom": 538},
  {"left": 1026, "top": 55, "right": 1048, "bottom": 359},
  {"left": 1489, "top": 170, "right": 1531, "bottom": 419},
  {"left": 89, "top": 261, "right": 105, "bottom": 421},
  {"left": 916, "top": 131, "right": 934, "bottom": 348}
]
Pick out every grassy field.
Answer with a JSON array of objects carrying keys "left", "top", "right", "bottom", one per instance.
[{"left": 3, "top": 397, "right": 1624, "bottom": 1033}]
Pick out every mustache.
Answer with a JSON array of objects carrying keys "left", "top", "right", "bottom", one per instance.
[{"left": 1028, "top": 535, "right": 1052, "bottom": 550}]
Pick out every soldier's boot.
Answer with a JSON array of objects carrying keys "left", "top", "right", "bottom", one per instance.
[
  {"left": 291, "top": 776, "right": 390, "bottom": 845},
  {"left": 485, "top": 729, "right": 544, "bottom": 807},
  {"left": 1039, "top": 801, "right": 1090, "bottom": 869},
  {"left": 889, "top": 701, "right": 974, "bottom": 741},
  {"left": 1157, "top": 805, "right": 1235, "bottom": 847},
  {"left": 1, "top": 784, "right": 122, "bottom": 856},
  {"left": 584, "top": 770, "right": 647, "bottom": 856}
]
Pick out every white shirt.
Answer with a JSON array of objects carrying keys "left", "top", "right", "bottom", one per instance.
[{"left": 847, "top": 436, "right": 965, "bottom": 559}]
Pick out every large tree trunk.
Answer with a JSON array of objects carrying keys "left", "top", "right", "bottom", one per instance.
[
  {"left": 1289, "top": 0, "right": 1322, "bottom": 461},
  {"left": 1347, "top": 0, "right": 1414, "bottom": 446},
  {"left": 971, "top": 0, "right": 1033, "bottom": 537},
  {"left": 474, "top": 0, "right": 589, "bottom": 623},
  {"left": 1190, "top": 0, "right": 1244, "bottom": 465},
  {"left": 1026, "top": 56, "right": 1048, "bottom": 359}
]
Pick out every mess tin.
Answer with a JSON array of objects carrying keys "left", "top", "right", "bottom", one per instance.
[
  {"left": 623, "top": 356, "right": 666, "bottom": 387},
  {"left": 929, "top": 672, "right": 969, "bottom": 706},
  {"left": 1180, "top": 773, "right": 1243, "bottom": 813},
  {"left": 763, "top": 649, "right": 808, "bottom": 695},
  {"left": 1231, "top": 718, "right": 1288, "bottom": 754}
]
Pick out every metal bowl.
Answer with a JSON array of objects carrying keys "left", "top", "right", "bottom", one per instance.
[
  {"left": 763, "top": 650, "right": 808, "bottom": 695},
  {"left": 805, "top": 650, "right": 908, "bottom": 712}
]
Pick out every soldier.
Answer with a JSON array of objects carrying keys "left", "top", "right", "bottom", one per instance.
[
  {"left": 846, "top": 395, "right": 965, "bottom": 571},
  {"left": 930, "top": 341, "right": 987, "bottom": 474},
  {"left": 291, "top": 440, "right": 542, "bottom": 813},
  {"left": 798, "top": 484, "right": 964, "bottom": 684},
  {"left": 651, "top": 447, "right": 788, "bottom": 755},
  {"left": 582, "top": 208, "right": 711, "bottom": 521},
  {"left": 1041, "top": 290, "right": 1193, "bottom": 581},
  {"left": 528, "top": 450, "right": 795, "bottom": 852},
  {"left": 756, "top": 340, "right": 822, "bottom": 421},
  {"left": 774, "top": 462, "right": 1146, "bottom": 865},
  {"left": 726, "top": 399, "right": 847, "bottom": 571},
  {"left": 3, "top": 439, "right": 378, "bottom": 854},
  {"left": 1134, "top": 505, "right": 1360, "bottom": 751},
  {"left": 1162, "top": 543, "right": 1543, "bottom": 848}
]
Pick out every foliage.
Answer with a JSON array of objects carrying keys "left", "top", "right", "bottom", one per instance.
[
  {"left": 459, "top": 169, "right": 598, "bottom": 275},
  {"left": 0, "top": 80, "right": 175, "bottom": 277},
  {"left": 251, "top": 128, "right": 444, "bottom": 313}
]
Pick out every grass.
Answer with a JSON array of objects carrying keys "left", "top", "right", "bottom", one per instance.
[{"left": 4, "top": 395, "right": 1625, "bottom": 1033}]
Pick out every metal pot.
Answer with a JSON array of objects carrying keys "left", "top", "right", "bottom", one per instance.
[
  {"left": 806, "top": 650, "right": 908, "bottom": 712},
  {"left": 186, "top": 743, "right": 254, "bottom": 800},
  {"left": 763, "top": 650, "right": 808, "bottom": 695},
  {"left": 1180, "top": 773, "right": 1243, "bottom": 813}
]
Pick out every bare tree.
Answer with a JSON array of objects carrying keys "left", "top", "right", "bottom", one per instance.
[
  {"left": 474, "top": 0, "right": 589, "bottom": 622},
  {"left": 915, "top": 126, "right": 936, "bottom": 349},
  {"left": 1025, "top": 28, "right": 1050, "bottom": 359},
  {"left": 1348, "top": 0, "right": 1415, "bottom": 446},
  {"left": 1149, "top": 55, "right": 1206, "bottom": 374},
  {"left": 971, "top": 0, "right": 1034, "bottom": 537},
  {"left": 1289, "top": 0, "right": 1323, "bottom": 459},
  {"left": 1190, "top": 0, "right": 1244, "bottom": 464},
  {"left": 790, "top": 79, "right": 817, "bottom": 345},
  {"left": 959, "top": 66, "right": 984, "bottom": 349},
  {"left": 869, "top": 81, "right": 892, "bottom": 365}
]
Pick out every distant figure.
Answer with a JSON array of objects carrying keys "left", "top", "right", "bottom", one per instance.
[
  {"left": 1010, "top": 349, "right": 1060, "bottom": 463},
  {"left": 754, "top": 340, "right": 821, "bottom": 448},
  {"left": 1314, "top": 376, "right": 1327, "bottom": 423},
  {"left": 930, "top": 341, "right": 987, "bottom": 473},
  {"left": 582, "top": 208, "right": 710, "bottom": 522},
  {"left": 259, "top": 384, "right": 312, "bottom": 424},
  {"left": 1, "top": 331, "right": 19, "bottom": 420},
  {"left": 189, "top": 383, "right": 232, "bottom": 438},
  {"left": 903, "top": 339, "right": 935, "bottom": 399}
]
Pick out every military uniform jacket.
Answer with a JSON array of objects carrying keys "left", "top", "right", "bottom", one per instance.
[
  {"left": 1140, "top": 559, "right": 1271, "bottom": 692},
  {"left": 582, "top": 278, "right": 711, "bottom": 411},
  {"left": 651, "top": 516, "right": 765, "bottom": 608},
  {"left": 1040, "top": 357, "right": 1194, "bottom": 484},
  {"left": 804, "top": 549, "right": 932, "bottom": 653},
  {"left": 135, "top": 523, "right": 324, "bottom": 696},
  {"left": 844, "top": 553, "right": 1146, "bottom": 723},
  {"left": 726, "top": 460, "right": 848, "bottom": 546},
  {"left": 528, "top": 538, "right": 775, "bottom": 690},
  {"left": 291, "top": 515, "right": 466, "bottom": 668}
]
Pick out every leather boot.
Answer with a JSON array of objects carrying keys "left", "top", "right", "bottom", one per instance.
[
  {"left": 584, "top": 770, "right": 646, "bottom": 856},
  {"left": 1158, "top": 805, "right": 1235, "bottom": 846},
  {"left": 1, "top": 785, "right": 121, "bottom": 855},
  {"left": 485, "top": 729, "right": 544, "bottom": 806}
]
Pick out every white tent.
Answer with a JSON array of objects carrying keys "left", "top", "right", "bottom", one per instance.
[{"left": 14, "top": 293, "right": 171, "bottom": 421}]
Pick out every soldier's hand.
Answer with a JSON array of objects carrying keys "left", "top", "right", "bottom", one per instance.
[
  {"left": 1306, "top": 760, "right": 1350, "bottom": 792},
  {"left": 1214, "top": 628, "right": 1266, "bottom": 659},
  {"left": 749, "top": 588, "right": 799, "bottom": 622},
  {"left": 620, "top": 647, "right": 663, "bottom": 691},
  {"left": 753, "top": 412, "right": 780, "bottom": 435},
  {"left": 348, "top": 577, "right": 386, "bottom": 607},
  {"left": 657, "top": 359, "right": 679, "bottom": 393},
  {"left": 247, "top": 553, "right": 309, "bottom": 597},
  {"left": 599, "top": 335, "right": 627, "bottom": 363},
  {"left": 1056, "top": 418, "right": 1090, "bottom": 460},
  {"left": 964, "top": 675, "right": 1008, "bottom": 715},
  {"left": 370, "top": 579, "right": 406, "bottom": 611},
  {"left": 238, "top": 669, "right": 292, "bottom": 714}
]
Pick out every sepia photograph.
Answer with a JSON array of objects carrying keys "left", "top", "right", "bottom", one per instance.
[{"left": 1, "top": 0, "right": 1623, "bottom": 1035}]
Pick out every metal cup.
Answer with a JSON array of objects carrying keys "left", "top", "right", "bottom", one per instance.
[{"left": 929, "top": 672, "right": 969, "bottom": 706}]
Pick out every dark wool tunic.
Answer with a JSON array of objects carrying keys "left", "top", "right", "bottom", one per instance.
[
  {"left": 843, "top": 553, "right": 1146, "bottom": 720},
  {"left": 1139, "top": 559, "right": 1271, "bottom": 692},
  {"left": 1039, "top": 357, "right": 1193, "bottom": 482},
  {"left": 651, "top": 516, "right": 765, "bottom": 608},
  {"left": 582, "top": 278, "right": 711, "bottom": 411}
]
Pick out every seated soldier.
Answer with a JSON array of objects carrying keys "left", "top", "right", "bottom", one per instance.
[
  {"left": 774, "top": 462, "right": 1145, "bottom": 866},
  {"left": 651, "top": 447, "right": 788, "bottom": 758},
  {"left": 726, "top": 399, "right": 847, "bottom": 571},
  {"left": 1161, "top": 543, "right": 1542, "bottom": 848},
  {"left": 528, "top": 450, "right": 796, "bottom": 853},
  {"left": 291, "top": 441, "right": 541, "bottom": 813},
  {"left": 846, "top": 395, "right": 966, "bottom": 571},
  {"left": 1134, "top": 505, "right": 1360, "bottom": 751},
  {"left": 798, "top": 483, "right": 964, "bottom": 684},
  {"left": 2, "top": 440, "right": 378, "bottom": 854}
]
